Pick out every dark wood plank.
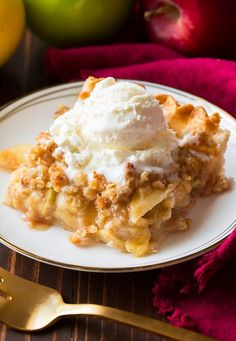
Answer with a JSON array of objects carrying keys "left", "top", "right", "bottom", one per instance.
[{"left": 0, "top": 31, "right": 168, "bottom": 341}]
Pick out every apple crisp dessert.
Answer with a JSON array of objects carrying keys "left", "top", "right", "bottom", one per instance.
[{"left": 0, "top": 77, "right": 230, "bottom": 256}]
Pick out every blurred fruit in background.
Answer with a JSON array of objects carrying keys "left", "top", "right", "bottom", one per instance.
[
  {"left": 142, "top": 0, "right": 236, "bottom": 56},
  {"left": 23, "top": 0, "right": 134, "bottom": 47},
  {"left": 0, "top": 0, "right": 25, "bottom": 66}
]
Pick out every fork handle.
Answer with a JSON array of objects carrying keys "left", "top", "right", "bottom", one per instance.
[{"left": 58, "top": 303, "right": 216, "bottom": 341}]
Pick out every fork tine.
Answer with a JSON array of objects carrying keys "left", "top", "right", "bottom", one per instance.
[
  {"left": 0, "top": 267, "right": 38, "bottom": 288},
  {"left": 0, "top": 267, "right": 39, "bottom": 298},
  {"left": 0, "top": 295, "right": 9, "bottom": 305},
  {"left": 0, "top": 267, "right": 16, "bottom": 281},
  {"left": 0, "top": 287, "right": 12, "bottom": 300},
  {"left": 0, "top": 267, "right": 25, "bottom": 293},
  {"left": 0, "top": 267, "right": 15, "bottom": 293},
  {"left": 0, "top": 266, "right": 62, "bottom": 298}
]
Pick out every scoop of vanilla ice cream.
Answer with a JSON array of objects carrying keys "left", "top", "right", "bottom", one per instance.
[
  {"left": 50, "top": 77, "right": 178, "bottom": 184},
  {"left": 74, "top": 77, "right": 167, "bottom": 149}
]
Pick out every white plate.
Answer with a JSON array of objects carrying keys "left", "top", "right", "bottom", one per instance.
[{"left": 0, "top": 81, "right": 235, "bottom": 272}]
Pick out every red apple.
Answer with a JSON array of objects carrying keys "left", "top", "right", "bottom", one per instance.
[{"left": 142, "top": 0, "right": 236, "bottom": 56}]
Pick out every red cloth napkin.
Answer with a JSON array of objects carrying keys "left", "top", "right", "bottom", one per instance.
[
  {"left": 153, "top": 228, "right": 236, "bottom": 341},
  {"left": 46, "top": 43, "right": 236, "bottom": 118},
  {"left": 46, "top": 43, "right": 236, "bottom": 340}
]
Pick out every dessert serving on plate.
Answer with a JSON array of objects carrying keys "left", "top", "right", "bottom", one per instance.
[{"left": 0, "top": 77, "right": 230, "bottom": 256}]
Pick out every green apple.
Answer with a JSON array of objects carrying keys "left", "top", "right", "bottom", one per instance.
[{"left": 23, "top": 0, "right": 134, "bottom": 46}]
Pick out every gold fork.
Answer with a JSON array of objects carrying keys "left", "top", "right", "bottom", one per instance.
[{"left": 0, "top": 267, "right": 215, "bottom": 340}]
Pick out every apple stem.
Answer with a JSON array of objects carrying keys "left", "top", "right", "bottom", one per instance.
[{"left": 144, "top": 4, "right": 178, "bottom": 21}]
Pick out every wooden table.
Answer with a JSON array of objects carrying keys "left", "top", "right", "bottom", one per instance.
[{"left": 0, "top": 32, "right": 168, "bottom": 341}]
